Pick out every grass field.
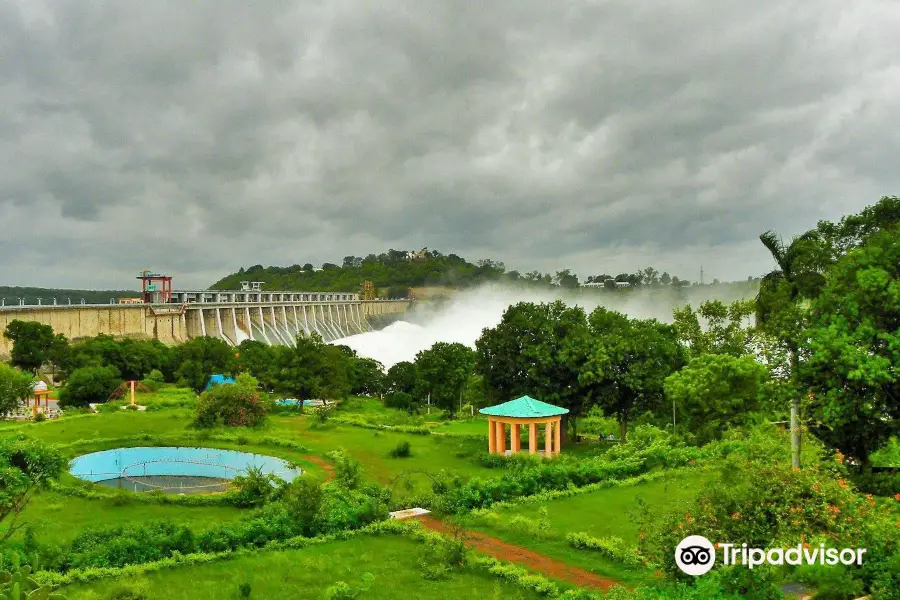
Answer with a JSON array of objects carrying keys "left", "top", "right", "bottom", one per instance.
[
  {"left": 62, "top": 534, "right": 546, "bottom": 600},
  {"left": 2, "top": 404, "right": 500, "bottom": 545},
  {"left": 465, "top": 470, "right": 710, "bottom": 584}
]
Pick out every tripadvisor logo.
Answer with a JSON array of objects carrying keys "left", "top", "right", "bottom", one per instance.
[{"left": 675, "top": 536, "right": 867, "bottom": 576}]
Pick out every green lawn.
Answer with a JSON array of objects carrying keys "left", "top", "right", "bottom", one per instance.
[
  {"left": 62, "top": 534, "right": 545, "bottom": 600},
  {"left": 17, "top": 491, "right": 244, "bottom": 546},
  {"left": 0, "top": 404, "right": 501, "bottom": 545},
  {"left": 466, "top": 470, "right": 710, "bottom": 584}
]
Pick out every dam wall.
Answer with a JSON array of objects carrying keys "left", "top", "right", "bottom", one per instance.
[{"left": 0, "top": 298, "right": 410, "bottom": 357}]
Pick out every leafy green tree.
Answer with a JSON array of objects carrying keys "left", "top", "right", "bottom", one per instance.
[
  {"left": 476, "top": 301, "right": 591, "bottom": 440},
  {"left": 384, "top": 361, "right": 421, "bottom": 397},
  {"left": 672, "top": 299, "right": 756, "bottom": 358},
  {"left": 65, "top": 335, "right": 168, "bottom": 380},
  {"left": 57, "top": 366, "right": 122, "bottom": 408},
  {"left": 552, "top": 269, "right": 580, "bottom": 289},
  {"left": 814, "top": 195, "right": 900, "bottom": 263},
  {"left": 415, "top": 342, "right": 476, "bottom": 417},
  {"left": 3, "top": 320, "right": 67, "bottom": 373},
  {"left": 194, "top": 373, "right": 267, "bottom": 428},
  {"left": 664, "top": 354, "right": 769, "bottom": 444},
  {"left": 348, "top": 356, "right": 385, "bottom": 396},
  {"left": 0, "top": 438, "right": 65, "bottom": 542},
  {"left": 235, "top": 340, "right": 279, "bottom": 389},
  {"left": 799, "top": 229, "right": 900, "bottom": 467},
  {"left": 0, "top": 363, "right": 34, "bottom": 416},
  {"left": 277, "top": 333, "right": 352, "bottom": 405},
  {"left": 170, "top": 336, "right": 236, "bottom": 393},
  {"left": 580, "top": 307, "right": 685, "bottom": 441}
]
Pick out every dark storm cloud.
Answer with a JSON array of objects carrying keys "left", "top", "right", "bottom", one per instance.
[{"left": 1, "top": 0, "right": 898, "bottom": 289}]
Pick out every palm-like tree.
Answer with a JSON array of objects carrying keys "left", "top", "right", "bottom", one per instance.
[{"left": 756, "top": 230, "right": 826, "bottom": 469}]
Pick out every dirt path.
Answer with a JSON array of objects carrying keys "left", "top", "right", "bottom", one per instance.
[
  {"left": 300, "top": 455, "right": 335, "bottom": 481},
  {"left": 415, "top": 515, "right": 620, "bottom": 590}
]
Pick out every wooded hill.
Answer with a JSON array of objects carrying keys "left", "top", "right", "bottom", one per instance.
[
  {"left": 210, "top": 249, "right": 703, "bottom": 297},
  {"left": 0, "top": 287, "right": 139, "bottom": 307}
]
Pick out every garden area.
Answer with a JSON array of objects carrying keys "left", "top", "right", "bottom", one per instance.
[{"left": 0, "top": 199, "right": 899, "bottom": 599}]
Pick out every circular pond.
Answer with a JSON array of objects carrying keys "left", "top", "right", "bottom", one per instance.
[{"left": 69, "top": 447, "right": 302, "bottom": 495}]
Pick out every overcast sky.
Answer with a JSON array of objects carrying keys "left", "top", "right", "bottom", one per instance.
[{"left": 1, "top": 1, "right": 898, "bottom": 290}]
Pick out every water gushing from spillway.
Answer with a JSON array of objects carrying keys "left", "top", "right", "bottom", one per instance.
[{"left": 331, "top": 282, "right": 757, "bottom": 368}]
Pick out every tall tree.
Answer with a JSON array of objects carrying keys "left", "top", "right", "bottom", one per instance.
[
  {"left": 3, "top": 320, "right": 66, "bottom": 373},
  {"left": 579, "top": 308, "right": 685, "bottom": 441},
  {"left": 170, "top": 336, "right": 236, "bottom": 393},
  {"left": 0, "top": 363, "right": 34, "bottom": 416},
  {"left": 756, "top": 229, "right": 826, "bottom": 469},
  {"left": 415, "top": 342, "right": 476, "bottom": 417},
  {"left": 799, "top": 228, "right": 900, "bottom": 467},
  {"left": 664, "top": 354, "right": 768, "bottom": 444},
  {"left": 672, "top": 299, "right": 756, "bottom": 358},
  {"left": 553, "top": 269, "right": 580, "bottom": 289},
  {"left": 476, "top": 301, "right": 590, "bottom": 440}
]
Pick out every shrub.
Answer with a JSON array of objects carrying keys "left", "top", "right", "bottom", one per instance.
[
  {"left": 238, "top": 582, "right": 252, "bottom": 599},
  {"left": 328, "top": 450, "right": 363, "bottom": 490},
  {"left": 193, "top": 380, "right": 266, "bottom": 428},
  {"left": 385, "top": 391, "right": 415, "bottom": 412},
  {"left": 145, "top": 369, "right": 165, "bottom": 384},
  {"left": 106, "top": 584, "right": 151, "bottom": 600},
  {"left": 566, "top": 532, "right": 643, "bottom": 567},
  {"left": 57, "top": 366, "right": 122, "bottom": 408},
  {"left": 229, "top": 466, "right": 284, "bottom": 508},
  {"left": 323, "top": 574, "right": 374, "bottom": 600},
  {"left": 389, "top": 441, "right": 412, "bottom": 458}
]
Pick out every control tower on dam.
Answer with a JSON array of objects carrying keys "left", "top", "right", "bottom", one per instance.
[{"left": 0, "top": 289, "right": 410, "bottom": 357}]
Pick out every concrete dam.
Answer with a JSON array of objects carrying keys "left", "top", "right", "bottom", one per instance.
[{"left": 0, "top": 289, "right": 411, "bottom": 357}]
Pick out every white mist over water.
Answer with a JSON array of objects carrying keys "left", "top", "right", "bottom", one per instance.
[{"left": 332, "top": 283, "right": 756, "bottom": 368}]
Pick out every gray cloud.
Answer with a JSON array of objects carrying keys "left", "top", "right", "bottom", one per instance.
[{"left": 1, "top": 0, "right": 898, "bottom": 290}]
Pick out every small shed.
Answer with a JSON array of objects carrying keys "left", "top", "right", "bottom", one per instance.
[{"left": 479, "top": 395, "right": 568, "bottom": 456}]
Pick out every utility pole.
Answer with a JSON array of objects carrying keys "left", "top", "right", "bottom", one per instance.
[
  {"left": 700, "top": 265, "right": 704, "bottom": 285},
  {"left": 673, "top": 399, "right": 676, "bottom": 434}
]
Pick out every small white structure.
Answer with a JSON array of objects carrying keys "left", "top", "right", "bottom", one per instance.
[{"left": 389, "top": 507, "right": 431, "bottom": 520}]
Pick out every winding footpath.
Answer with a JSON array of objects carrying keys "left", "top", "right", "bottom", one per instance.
[
  {"left": 308, "top": 454, "right": 619, "bottom": 590},
  {"left": 414, "top": 515, "right": 621, "bottom": 591}
]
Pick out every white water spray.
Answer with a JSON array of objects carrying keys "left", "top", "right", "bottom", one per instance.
[{"left": 332, "top": 282, "right": 756, "bottom": 368}]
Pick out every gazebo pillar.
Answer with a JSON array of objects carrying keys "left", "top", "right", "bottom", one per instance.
[
  {"left": 496, "top": 421, "right": 506, "bottom": 454},
  {"left": 545, "top": 422, "right": 552, "bottom": 455},
  {"left": 554, "top": 417, "right": 561, "bottom": 456},
  {"left": 511, "top": 424, "right": 521, "bottom": 453},
  {"left": 488, "top": 419, "right": 497, "bottom": 454},
  {"left": 529, "top": 423, "right": 538, "bottom": 454}
]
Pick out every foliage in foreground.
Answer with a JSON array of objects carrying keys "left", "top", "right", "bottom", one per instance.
[
  {"left": 637, "top": 429, "right": 900, "bottom": 599},
  {"left": 0, "top": 363, "right": 34, "bottom": 416},
  {"left": 0, "top": 438, "right": 65, "bottom": 543}
]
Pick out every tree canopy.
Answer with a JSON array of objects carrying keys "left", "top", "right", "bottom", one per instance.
[{"left": 799, "top": 228, "right": 900, "bottom": 466}]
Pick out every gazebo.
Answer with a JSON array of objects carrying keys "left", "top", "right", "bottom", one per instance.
[
  {"left": 29, "top": 381, "right": 52, "bottom": 417},
  {"left": 479, "top": 395, "right": 568, "bottom": 456}
]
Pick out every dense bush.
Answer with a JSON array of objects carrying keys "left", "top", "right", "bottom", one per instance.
[
  {"left": 0, "top": 362, "right": 34, "bottom": 415},
  {"left": 385, "top": 391, "right": 415, "bottom": 412},
  {"left": 637, "top": 440, "right": 900, "bottom": 599},
  {"left": 57, "top": 366, "right": 122, "bottom": 408},
  {"left": 566, "top": 532, "right": 643, "bottom": 567},
  {"left": 438, "top": 425, "right": 705, "bottom": 513},
  {"left": 389, "top": 441, "right": 412, "bottom": 458},
  {"left": 229, "top": 466, "right": 285, "bottom": 508},
  {"left": 193, "top": 375, "right": 267, "bottom": 428}
]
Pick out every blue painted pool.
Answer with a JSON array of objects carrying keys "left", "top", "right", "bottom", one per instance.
[
  {"left": 274, "top": 399, "right": 320, "bottom": 407},
  {"left": 69, "top": 446, "right": 302, "bottom": 494}
]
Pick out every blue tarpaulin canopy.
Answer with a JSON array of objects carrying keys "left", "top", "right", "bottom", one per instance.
[{"left": 204, "top": 374, "right": 235, "bottom": 391}]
